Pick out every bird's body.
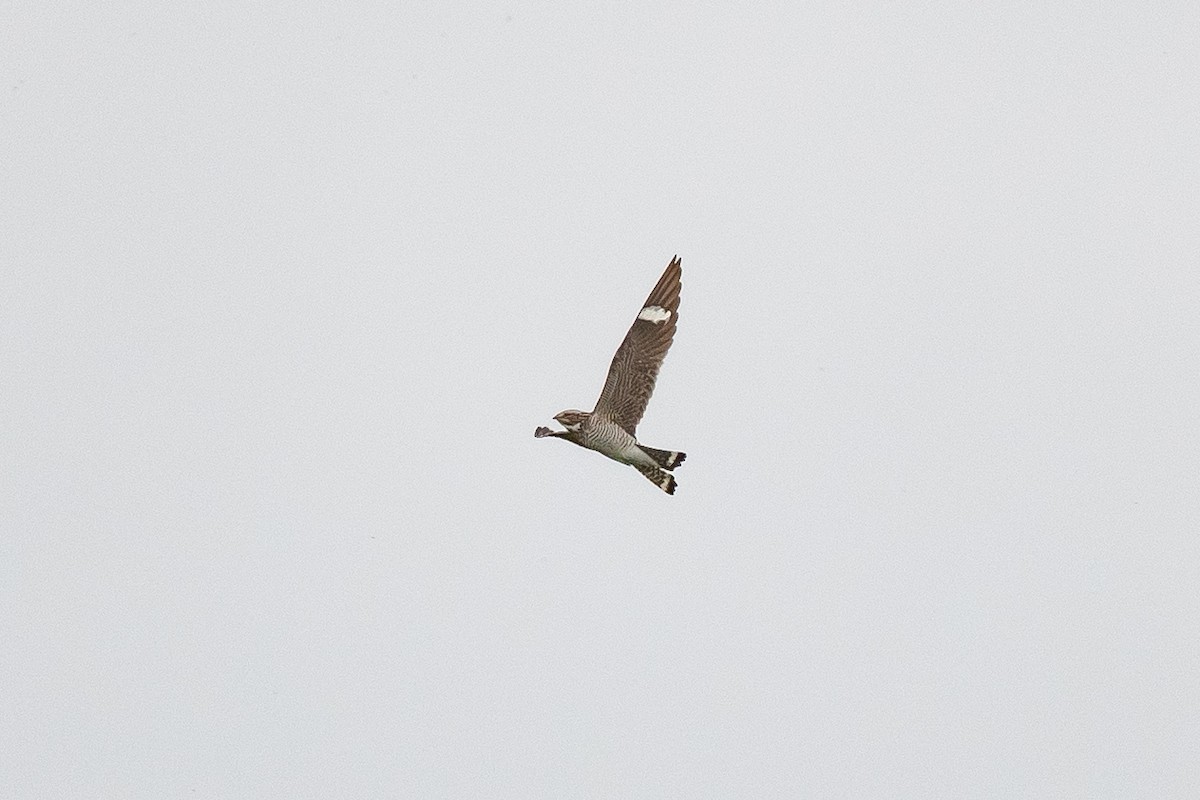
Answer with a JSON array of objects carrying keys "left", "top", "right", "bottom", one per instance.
[{"left": 535, "top": 257, "right": 687, "bottom": 494}]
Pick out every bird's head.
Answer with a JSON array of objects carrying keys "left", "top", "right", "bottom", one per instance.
[{"left": 553, "top": 409, "right": 590, "bottom": 432}]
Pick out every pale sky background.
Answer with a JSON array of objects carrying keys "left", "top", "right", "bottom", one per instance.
[{"left": 3, "top": 2, "right": 1199, "bottom": 797}]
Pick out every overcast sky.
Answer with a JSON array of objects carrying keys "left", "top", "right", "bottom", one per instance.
[{"left": 3, "top": 2, "right": 1199, "bottom": 797}]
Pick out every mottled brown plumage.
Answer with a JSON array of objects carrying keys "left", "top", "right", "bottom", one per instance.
[
  {"left": 534, "top": 256, "right": 687, "bottom": 494},
  {"left": 592, "top": 256, "right": 682, "bottom": 436}
]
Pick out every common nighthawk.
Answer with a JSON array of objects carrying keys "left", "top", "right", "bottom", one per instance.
[{"left": 535, "top": 256, "right": 687, "bottom": 494}]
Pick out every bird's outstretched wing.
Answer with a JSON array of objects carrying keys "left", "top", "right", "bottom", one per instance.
[{"left": 592, "top": 256, "right": 682, "bottom": 436}]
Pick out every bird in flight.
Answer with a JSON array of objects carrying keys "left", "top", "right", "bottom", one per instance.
[{"left": 535, "top": 256, "right": 687, "bottom": 494}]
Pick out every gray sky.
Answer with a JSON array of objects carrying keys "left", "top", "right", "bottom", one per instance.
[{"left": 3, "top": 2, "right": 1198, "bottom": 797}]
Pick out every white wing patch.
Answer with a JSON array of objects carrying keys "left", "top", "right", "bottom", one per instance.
[{"left": 638, "top": 305, "right": 671, "bottom": 324}]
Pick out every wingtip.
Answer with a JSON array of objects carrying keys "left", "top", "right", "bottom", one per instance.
[{"left": 668, "top": 255, "right": 682, "bottom": 282}]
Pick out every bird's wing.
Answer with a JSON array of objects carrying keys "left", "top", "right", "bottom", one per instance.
[{"left": 592, "top": 256, "right": 682, "bottom": 436}]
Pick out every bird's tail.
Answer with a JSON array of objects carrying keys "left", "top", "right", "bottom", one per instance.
[
  {"left": 636, "top": 464, "right": 678, "bottom": 495},
  {"left": 637, "top": 446, "right": 686, "bottom": 471}
]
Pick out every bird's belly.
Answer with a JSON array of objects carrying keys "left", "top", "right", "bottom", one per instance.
[
  {"left": 605, "top": 440, "right": 653, "bottom": 467},
  {"left": 584, "top": 425, "right": 644, "bottom": 465}
]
